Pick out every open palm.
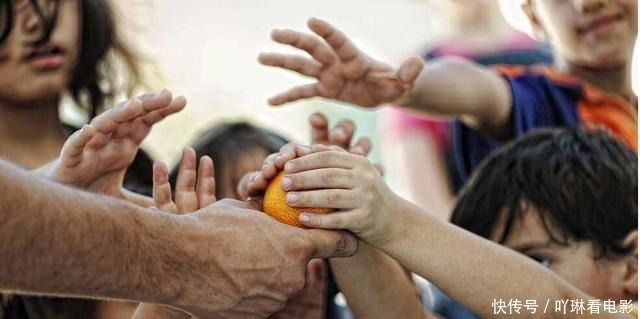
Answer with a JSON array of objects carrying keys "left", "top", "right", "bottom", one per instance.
[
  {"left": 259, "top": 18, "right": 424, "bottom": 107},
  {"left": 48, "top": 90, "right": 186, "bottom": 198}
]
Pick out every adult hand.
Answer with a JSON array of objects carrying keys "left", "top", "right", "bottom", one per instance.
[
  {"left": 166, "top": 199, "right": 357, "bottom": 318},
  {"left": 268, "top": 259, "right": 327, "bottom": 319}
]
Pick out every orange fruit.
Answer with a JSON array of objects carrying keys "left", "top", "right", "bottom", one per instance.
[{"left": 263, "top": 171, "right": 333, "bottom": 227}]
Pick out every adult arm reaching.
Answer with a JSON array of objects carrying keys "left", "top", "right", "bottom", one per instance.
[{"left": 0, "top": 159, "right": 357, "bottom": 318}]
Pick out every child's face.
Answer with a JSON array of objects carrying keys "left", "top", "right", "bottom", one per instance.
[
  {"left": 526, "top": 0, "right": 637, "bottom": 68},
  {"left": 219, "top": 148, "right": 271, "bottom": 200},
  {"left": 0, "top": 0, "right": 79, "bottom": 104},
  {"left": 491, "top": 206, "right": 637, "bottom": 300}
]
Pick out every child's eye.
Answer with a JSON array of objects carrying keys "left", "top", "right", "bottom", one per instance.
[{"left": 529, "top": 255, "right": 551, "bottom": 267}]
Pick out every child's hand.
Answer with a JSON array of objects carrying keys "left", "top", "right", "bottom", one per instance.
[
  {"left": 46, "top": 90, "right": 186, "bottom": 198},
  {"left": 152, "top": 148, "right": 216, "bottom": 214},
  {"left": 133, "top": 148, "right": 215, "bottom": 319},
  {"left": 259, "top": 18, "right": 423, "bottom": 107},
  {"left": 237, "top": 143, "right": 313, "bottom": 201},
  {"left": 282, "top": 145, "right": 408, "bottom": 247},
  {"left": 308, "top": 113, "right": 371, "bottom": 156},
  {"left": 237, "top": 114, "right": 374, "bottom": 201}
]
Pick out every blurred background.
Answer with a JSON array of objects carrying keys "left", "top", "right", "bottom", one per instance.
[
  {"left": 59, "top": 0, "right": 634, "bottom": 198},
  {"left": 97, "top": 0, "right": 442, "bottom": 158}
]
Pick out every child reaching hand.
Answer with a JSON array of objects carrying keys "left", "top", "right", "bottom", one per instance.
[
  {"left": 260, "top": 0, "right": 637, "bottom": 183},
  {"left": 41, "top": 90, "right": 186, "bottom": 205},
  {"left": 242, "top": 127, "right": 637, "bottom": 319}
]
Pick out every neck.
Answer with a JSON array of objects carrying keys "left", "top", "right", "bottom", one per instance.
[
  {"left": 0, "top": 98, "right": 67, "bottom": 168},
  {"left": 556, "top": 58, "right": 636, "bottom": 106}
]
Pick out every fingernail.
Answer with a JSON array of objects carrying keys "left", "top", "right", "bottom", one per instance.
[
  {"left": 253, "top": 174, "right": 260, "bottom": 182},
  {"left": 281, "top": 177, "right": 292, "bottom": 189},
  {"left": 287, "top": 193, "right": 298, "bottom": 204},
  {"left": 352, "top": 146, "right": 364, "bottom": 155},
  {"left": 299, "top": 214, "right": 310, "bottom": 224},
  {"left": 284, "top": 162, "right": 294, "bottom": 172}
]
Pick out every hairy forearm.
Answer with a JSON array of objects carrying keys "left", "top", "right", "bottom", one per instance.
[
  {"left": 381, "top": 200, "right": 630, "bottom": 319},
  {"left": 0, "top": 160, "right": 185, "bottom": 304},
  {"left": 330, "top": 242, "right": 429, "bottom": 319},
  {"left": 399, "top": 57, "right": 512, "bottom": 137}
]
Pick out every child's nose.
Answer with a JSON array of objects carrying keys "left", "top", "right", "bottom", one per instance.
[{"left": 572, "top": 0, "right": 606, "bottom": 14}]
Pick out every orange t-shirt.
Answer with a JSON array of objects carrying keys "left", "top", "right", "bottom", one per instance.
[{"left": 452, "top": 65, "right": 637, "bottom": 180}]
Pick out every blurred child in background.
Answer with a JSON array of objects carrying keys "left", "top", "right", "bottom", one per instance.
[
  {"left": 0, "top": 0, "right": 162, "bottom": 317},
  {"left": 259, "top": 0, "right": 637, "bottom": 172},
  {"left": 169, "top": 120, "right": 325, "bottom": 319},
  {"left": 169, "top": 122, "right": 288, "bottom": 200},
  {"left": 383, "top": 0, "right": 552, "bottom": 220},
  {"left": 168, "top": 117, "right": 371, "bottom": 319}
]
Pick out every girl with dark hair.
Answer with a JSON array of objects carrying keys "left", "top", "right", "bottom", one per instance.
[
  {"left": 0, "top": 0, "right": 154, "bottom": 318},
  {"left": 0, "top": 0, "right": 148, "bottom": 169}
]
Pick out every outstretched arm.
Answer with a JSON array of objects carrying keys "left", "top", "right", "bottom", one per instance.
[
  {"left": 330, "top": 242, "right": 432, "bottom": 319},
  {"left": 0, "top": 159, "right": 177, "bottom": 303},
  {"left": 260, "top": 18, "right": 512, "bottom": 137},
  {"left": 238, "top": 129, "right": 431, "bottom": 319},
  {"left": 0, "top": 158, "right": 358, "bottom": 318},
  {"left": 281, "top": 149, "right": 633, "bottom": 319}
]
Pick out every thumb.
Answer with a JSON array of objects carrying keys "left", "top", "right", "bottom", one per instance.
[
  {"left": 304, "top": 229, "right": 358, "bottom": 259},
  {"left": 217, "top": 198, "right": 263, "bottom": 212},
  {"left": 59, "top": 124, "right": 95, "bottom": 168},
  {"left": 307, "top": 259, "right": 327, "bottom": 284},
  {"left": 396, "top": 56, "right": 424, "bottom": 84},
  {"left": 237, "top": 171, "right": 263, "bottom": 199}
]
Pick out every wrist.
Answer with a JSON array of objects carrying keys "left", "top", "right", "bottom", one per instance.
[
  {"left": 146, "top": 211, "right": 243, "bottom": 313},
  {"left": 392, "top": 86, "right": 414, "bottom": 108},
  {"left": 377, "top": 195, "right": 421, "bottom": 252},
  {"left": 33, "top": 160, "right": 56, "bottom": 177},
  {"left": 125, "top": 210, "right": 190, "bottom": 305}
]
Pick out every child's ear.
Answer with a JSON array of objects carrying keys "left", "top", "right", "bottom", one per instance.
[
  {"left": 622, "top": 230, "right": 638, "bottom": 296},
  {"left": 522, "top": 1, "right": 547, "bottom": 41}
]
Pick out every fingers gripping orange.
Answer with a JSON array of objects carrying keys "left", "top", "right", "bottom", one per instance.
[{"left": 263, "top": 171, "right": 332, "bottom": 227}]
